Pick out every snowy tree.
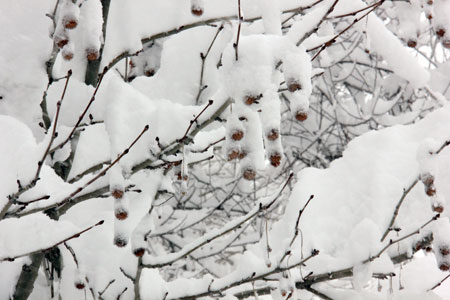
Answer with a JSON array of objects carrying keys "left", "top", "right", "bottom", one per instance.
[{"left": 1, "top": 0, "right": 450, "bottom": 300}]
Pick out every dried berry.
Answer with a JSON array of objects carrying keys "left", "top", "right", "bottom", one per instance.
[
  {"left": 442, "top": 39, "right": 450, "bottom": 49},
  {"left": 267, "top": 129, "right": 279, "bottom": 141},
  {"left": 75, "top": 282, "right": 85, "bottom": 289},
  {"left": 115, "top": 209, "right": 128, "bottom": 220},
  {"left": 421, "top": 173, "right": 434, "bottom": 186},
  {"left": 243, "top": 168, "right": 256, "bottom": 180},
  {"left": 55, "top": 37, "right": 69, "bottom": 48},
  {"left": 238, "top": 150, "right": 247, "bottom": 159},
  {"left": 440, "top": 246, "right": 450, "bottom": 256},
  {"left": 436, "top": 28, "right": 446, "bottom": 38},
  {"left": 228, "top": 149, "right": 240, "bottom": 161},
  {"left": 426, "top": 246, "right": 433, "bottom": 252},
  {"left": 433, "top": 204, "right": 444, "bottom": 213},
  {"left": 231, "top": 130, "right": 244, "bottom": 141},
  {"left": 86, "top": 48, "right": 99, "bottom": 61},
  {"left": 191, "top": 6, "right": 203, "bottom": 16},
  {"left": 176, "top": 171, "right": 188, "bottom": 181},
  {"left": 112, "top": 189, "right": 124, "bottom": 199},
  {"left": 426, "top": 185, "right": 436, "bottom": 197},
  {"left": 439, "top": 262, "right": 450, "bottom": 271},
  {"left": 63, "top": 17, "right": 78, "bottom": 29},
  {"left": 114, "top": 236, "right": 127, "bottom": 248},
  {"left": 62, "top": 50, "right": 73, "bottom": 61},
  {"left": 415, "top": 241, "right": 423, "bottom": 251},
  {"left": 287, "top": 79, "right": 301, "bottom": 92},
  {"left": 295, "top": 111, "right": 308, "bottom": 122},
  {"left": 134, "top": 248, "right": 145, "bottom": 257},
  {"left": 407, "top": 39, "right": 417, "bottom": 48},
  {"left": 144, "top": 68, "right": 155, "bottom": 77},
  {"left": 270, "top": 153, "right": 282, "bottom": 168},
  {"left": 244, "top": 94, "right": 262, "bottom": 105}
]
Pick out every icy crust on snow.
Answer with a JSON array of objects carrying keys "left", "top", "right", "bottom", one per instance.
[{"left": 269, "top": 104, "right": 450, "bottom": 273}]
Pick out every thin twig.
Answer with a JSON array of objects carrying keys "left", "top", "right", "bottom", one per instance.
[
  {"left": 56, "top": 125, "right": 149, "bottom": 208},
  {"left": 428, "top": 274, "right": 450, "bottom": 291},
  {"left": 381, "top": 179, "right": 419, "bottom": 242},
  {"left": 310, "top": 0, "right": 384, "bottom": 61},
  {"left": 234, "top": 0, "right": 242, "bottom": 61},
  {"left": 98, "top": 279, "right": 116, "bottom": 299},
  {"left": 369, "top": 214, "right": 439, "bottom": 263},
  {"left": 50, "top": 67, "right": 108, "bottom": 154},
  {"left": 181, "top": 100, "right": 214, "bottom": 142},
  {"left": 195, "top": 25, "right": 224, "bottom": 104},
  {"left": 36, "top": 69, "right": 72, "bottom": 179},
  {"left": 1, "top": 220, "right": 104, "bottom": 262},
  {"left": 0, "top": 70, "right": 72, "bottom": 220}
]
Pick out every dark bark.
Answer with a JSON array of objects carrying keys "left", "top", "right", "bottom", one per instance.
[{"left": 12, "top": 253, "right": 45, "bottom": 300}]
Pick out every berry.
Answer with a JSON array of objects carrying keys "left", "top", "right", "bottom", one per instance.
[
  {"left": 287, "top": 79, "right": 301, "bottom": 92},
  {"left": 426, "top": 185, "right": 436, "bottom": 197},
  {"left": 243, "top": 168, "right": 256, "bottom": 180},
  {"left": 112, "top": 189, "right": 124, "bottom": 199},
  {"left": 415, "top": 241, "right": 423, "bottom": 251},
  {"left": 231, "top": 130, "right": 244, "bottom": 141},
  {"left": 440, "top": 246, "right": 450, "bottom": 256},
  {"left": 267, "top": 129, "right": 279, "bottom": 141},
  {"left": 115, "top": 209, "right": 128, "bottom": 220},
  {"left": 134, "top": 248, "right": 145, "bottom": 257},
  {"left": 436, "top": 28, "right": 446, "bottom": 38},
  {"left": 144, "top": 68, "right": 155, "bottom": 77},
  {"left": 62, "top": 50, "right": 73, "bottom": 61},
  {"left": 238, "top": 151, "right": 247, "bottom": 159},
  {"left": 55, "top": 37, "right": 69, "bottom": 48},
  {"left": 75, "top": 282, "right": 85, "bottom": 289},
  {"left": 407, "top": 40, "right": 417, "bottom": 48},
  {"left": 270, "top": 153, "right": 282, "bottom": 168},
  {"left": 421, "top": 173, "right": 434, "bottom": 186},
  {"left": 86, "top": 48, "right": 99, "bottom": 61},
  {"left": 432, "top": 204, "right": 444, "bottom": 213},
  {"left": 439, "top": 262, "right": 450, "bottom": 271},
  {"left": 295, "top": 111, "right": 308, "bottom": 122},
  {"left": 114, "top": 236, "right": 127, "bottom": 248},
  {"left": 244, "top": 94, "right": 262, "bottom": 105},
  {"left": 63, "top": 17, "right": 78, "bottom": 29},
  {"left": 228, "top": 149, "right": 240, "bottom": 161},
  {"left": 191, "top": 6, "right": 203, "bottom": 16},
  {"left": 442, "top": 39, "right": 450, "bottom": 49}
]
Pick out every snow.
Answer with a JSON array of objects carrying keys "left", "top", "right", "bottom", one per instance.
[
  {"left": 259, "top": 0, "right": 282, "bottom": 36},
  {"left": 365, "top": 12, "right": 430, "bottom": 88},
  {"left": 0, "top": 214, "right": 91, "bottom": 261},
  {"left": 0, "top": 0, "right": 52, "bottom": 130},
  {"left": 268, "top": 104, "right": 450, "bottom": 276}
]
